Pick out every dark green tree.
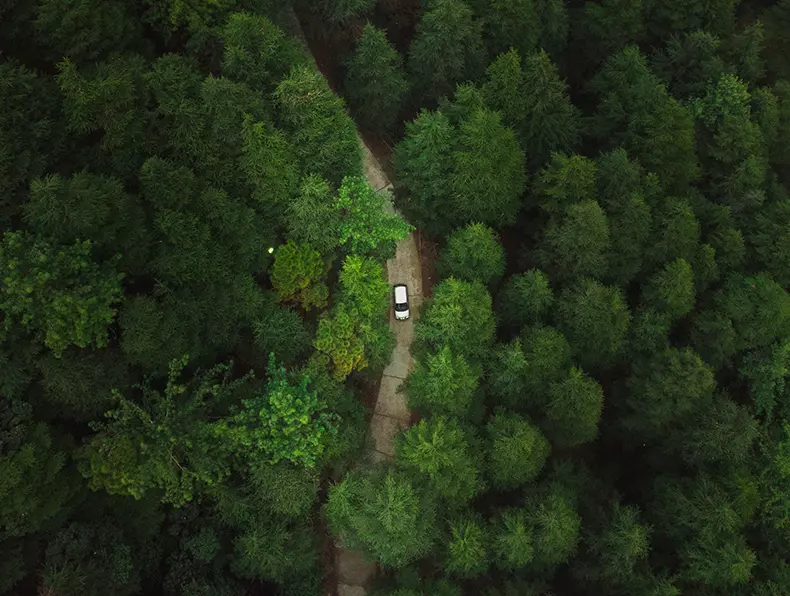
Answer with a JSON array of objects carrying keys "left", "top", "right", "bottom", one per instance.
[
  {"left": 556, "top": 279, "right": 630, "bottom": 371},
  {"left": 408, "top": 0, "right": 486, "bottom": 103},
  {"left": 486, "top": 410, "right": 550, "bottom": 490},
  {"left": 480, "top": 0, "right": 540, "bottom": 58},
  {"left": 274, "top": 65, "right": 362, "bottom": 185},
  {"left": 221, "top": 12, "right": 302, "bottom": 91},
  {"left": 450, "top": 107, "right": 526, "bottom": 227},
  {"left": 624, "top": 348, "right": 715, "bottom": 442},
  {"left": 35, "top": 0, "right": 139, "bottom": 63},
  {"left": 531, "top": 152, "right": 597, "bottom": 214},
  {"left": 576, "top": 0, "right": 645, "bottom": 64},
  {"left": 393, "top": 108, "right": 455, "bottom": 234},
  {"left": 539, "top": 200, "right": 610, "bottom": 284},
  {"left": 345, "top": 24, "right": 409, "bottom": 134},
  {"left": 439, "top": 223, "right": 505, "bottom": 286},
  {"left": 576, "top": 502, "right": 652, "bottom": 588},
  {"left": 544, "top": 367, "right": 604, "bottom": 448},
  {"left": 642, "top": 258, "right": 695, "bottom": 321},
  {"left": 497, "top": 270, "right": 554, "bottom": 328}
]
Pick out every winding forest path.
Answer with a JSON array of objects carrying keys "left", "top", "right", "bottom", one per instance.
[{"left": 334, "top": 144, "right": 422, "bottom": 596}]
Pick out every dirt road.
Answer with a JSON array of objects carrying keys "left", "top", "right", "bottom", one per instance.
[{"left": 335, "top": 141, "right": 422, "bottom": 596}]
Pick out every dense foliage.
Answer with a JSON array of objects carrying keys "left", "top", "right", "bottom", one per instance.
[{"left": 5, "top": 0, "right": 790, "bottom": 595}]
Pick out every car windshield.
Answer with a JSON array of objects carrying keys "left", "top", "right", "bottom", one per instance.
[{"left": 394, "top": 302, "right": 408, "bottom": 311}]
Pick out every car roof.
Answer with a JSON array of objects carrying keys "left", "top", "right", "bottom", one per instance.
[{"left": 394, "top": 285, "right": 408, "bottom": 302}]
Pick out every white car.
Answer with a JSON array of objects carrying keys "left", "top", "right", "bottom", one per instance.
[{"left": 393, "top": 284, "right": 410, "bottom": 320}]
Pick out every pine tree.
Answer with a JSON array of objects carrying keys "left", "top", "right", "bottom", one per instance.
[
  {"left": 408, "top": 0, "right": 486, "bottom": 103},
  {"left": 345, "top": 24, "right": 409, "bottom": 134}
]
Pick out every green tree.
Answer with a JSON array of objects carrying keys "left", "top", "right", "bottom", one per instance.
[
  {"left": 408, "top": 0, "right": 486, "bottom": 103},
  {"left": 286, "top": 175, "right": 341, "bottom": 255},
  {"left": 327, "top": 469, "right": 437, "bottom": 568},
  {"left": 445, "top": 515, "right": 489, "bottom": 577},
  {"left": 497, "top": 270, "right": 553, "bottom": 328},
  {"left": 527, "top": 481, "right": 581, "bottom": 570},
  {"left": 439, "top": 223, "right": 505, "bottom": 286},
  {"left": 716, "top": 273, "right": 790, "bottom": 351},
  {"left": 532, "top": 152, "right": 597, "bottom": 214},
  {"left": 481, "top": 49, "right": 528, "bottom": 129},
  {"left": 78, "top": 357, "right": 242, "bottom": 505},
  {"left": 450, "top": 108, "right": 526, "bottom": 227},
  {"left": 0, "top": 232, "right": 123, "bottom": 355},
  {"left": 692, "top": 74, "right": 767, "bottom": 202},
  {"left": 536, "top": 0, "right": 569, "bottom": 57},
  {"left": 274, "top": 66, "right": 362, "bottom": 185},
  {"left": 25, "top": 171, "right": 149, "bottom": 272},
  {"left": 221, "top": 12, "right": 302, "bottom": 91},
  {"left": 642, "top": 258, "right": 695, "bottom": 321},
  {"left": 393, "top": 109, "right": 455, "bottom": 234},
  {"left": 270, "top": 241, "right": 329, "bottom": 311},
  {"left": 35, "top": 0, "right": 139, "bottom": 63},
  {"left": 606, "top": 194, "right": 653, "bottom": 286},
  {"left": 518, "top": 50, "right": 581, "bottom": 169},
  {"left": 646, "top": 0, "right": 738, "bottom": 38},
  {"left": 556, "top": 279, "right": 630, "bottom": 371},
  {"left": 577, "top": 502, "right": 652, "bottom": 588},
  {"left": 119, "top": 295, "right": 192, "bottom": 373},
  {"left": 652, "top": 30, "right": 726, "bottom": 100},
  {"left": 740, "top": 342, "right": 790, "bottom": 420},
  {"left": 57, "top": 54, "right": 152, "bottom": 178},
  {"left": 334, "top": 176, "right": 413, "bottom": 257},
  {"left": 0, "top": 61, "right": 62, "bottom": 221},
  {"left": 38, "top": 348, "right": 129, "bottom": 421},
  {"left": 318, "top": 0, "right": 376, "bottom": 23},
  {"left": 576, "top": 0, "right": 646, "bottom": 64},
  {"left": 313, "top": 304, "right": 368, "bottom": 381},
  {"left": 0, "top": 399, "right": 77, "bottom": 539},
  {"left": 415, "top": 278, "right": 496, "bottom": 362},
  {"left": 545, "top": 367, "right": 604, "bottom": 448},
  {"left": 41, "top": 522, "right": 141, "bottom": 596},
  {"left": 539, "top": 200, "right": 610, "bottom": 284},
  {"left": 240, "top": 117, "right": 300, "bottom": 224},
  {"left": 219, "top": 354, "right": 336, "bottom": 468},
  {"left": 405, "top": 346, "right": 481, "bottom": 418},
  {"left": 690, "top": 309, "right": 738, "bottom": 369},
  {"left": 491, "top": 509, "right": 534, "bottom": 570},
  {"left": 395, "top": 416, "right": 483, "bottom": 504},
  {"left": 645, "top": 197, "right": 700, "bottom": 270},
  {"left": 480, "top": 0, "right": 540, "bottom": 58},
  {"left": 680, "top": 395, "right": 758, "bottom": 468},
  {"left": 591, "top": 46, "right": 698, "bottom": 192},
  {"left": 338, "top": 255, "right": 389, "bottom": 320},
  {"left": 486, "top": 410, "right": 550, "bottom": 490},
  {"left": 488, "top": 327, "right": 572, "bottom": 411},
  {"left": 624, "top": 348, "right": 715, "bottom": 442},
  {"left": 345, "top": 24, "right": 409, "bottom": 134}
]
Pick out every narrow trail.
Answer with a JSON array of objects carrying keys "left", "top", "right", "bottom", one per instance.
[
  {"left": 283, "top": 9, "right": 422, "bottom": 593},
  {"left": 334, "top": 144, "right": 422, "bottom": 596}
]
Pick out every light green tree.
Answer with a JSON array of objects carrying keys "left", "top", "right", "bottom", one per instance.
[
  {"left": 270, "top": 241, "right": 329, "bottom": 311},
  {"left": 395, "top": 416, "right": 483, "bottom": 504}
]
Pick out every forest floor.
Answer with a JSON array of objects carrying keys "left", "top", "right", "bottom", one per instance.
[{"left": 335, "top": 141, "right": 422, "bottom": 596}]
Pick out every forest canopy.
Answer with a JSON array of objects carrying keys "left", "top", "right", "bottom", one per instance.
[{"left": 3, "top": 0, "right": 790, "bottom": 595}]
